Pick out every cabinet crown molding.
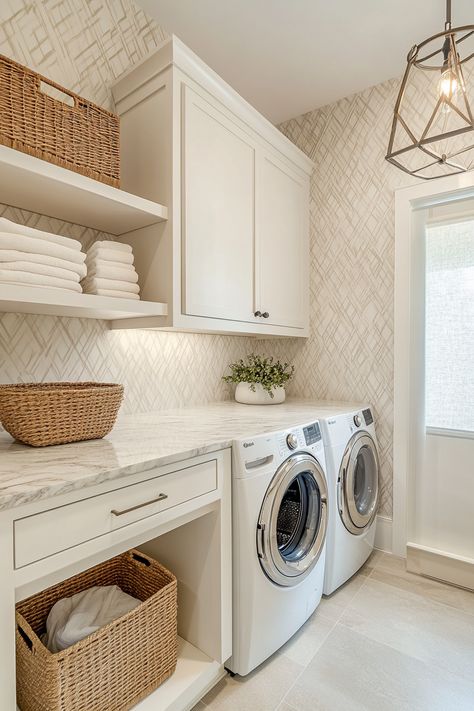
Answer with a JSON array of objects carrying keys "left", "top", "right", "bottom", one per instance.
[{"left": 112, "top": 35, "right": 313, "bottom": 177}]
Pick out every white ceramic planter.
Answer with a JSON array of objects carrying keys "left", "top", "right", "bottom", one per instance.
[{"left": 235, "top": 382, "right": 286, "bottom": 405}]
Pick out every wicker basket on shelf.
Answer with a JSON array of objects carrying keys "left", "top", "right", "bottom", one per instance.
[
  {"left": 0, "top": 382, "right": 123, "bottom": 446},
  {"left": 16, "top": 549, "right": 178, "bottom": 711},
  {"left": 0, "top": 54, "right": 120, "bottom": 187}
]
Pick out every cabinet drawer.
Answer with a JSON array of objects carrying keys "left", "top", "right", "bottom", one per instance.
[{"left": 14, "top": 459, "right": 217, "bottom": 568}]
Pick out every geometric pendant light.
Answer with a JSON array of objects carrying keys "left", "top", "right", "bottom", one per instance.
[{"left": 386, "top": 0, "right": 474, "bottom": 179}]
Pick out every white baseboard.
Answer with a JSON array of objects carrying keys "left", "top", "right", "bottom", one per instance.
[
  {"left": 407, "top": 542, "right": 474, "bottom": 591},
  {"left": 374, "top": 515, "right": 392, "bottom": 553}
]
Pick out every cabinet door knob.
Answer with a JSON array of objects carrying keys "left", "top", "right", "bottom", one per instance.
[
  {"left": 254, "top": 310, "right": 262, "bottom": 317},
  {"left": 262, "top": 312, "right": 269, "bottom": 318}
]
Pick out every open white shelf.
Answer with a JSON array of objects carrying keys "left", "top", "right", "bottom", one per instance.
[
  {"left": 0, "top": 145, "right": 167, "bottom": 235},
  {"left": 0, "top": 284, "right": 167, "bottom": 321},
  {"left": 133, "top": 637, "right": 223, "bottom": 711},
  {"left": 16, "top": 638, "right": 223, "bottom": 711}
]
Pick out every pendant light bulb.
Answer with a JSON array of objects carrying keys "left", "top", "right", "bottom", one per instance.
[{"left": 439, "top": 68, "right": 458, "bottom": 99}]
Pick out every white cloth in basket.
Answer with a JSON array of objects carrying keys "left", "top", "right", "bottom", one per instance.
[{"left": 43, "top": 585, "right": 140, "bottom": 653}]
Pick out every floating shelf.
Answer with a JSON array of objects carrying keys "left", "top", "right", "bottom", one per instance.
[
  {"left": 0, "top": 285, "right": 168, "bottom": 321},
  {"left": 0, "top": 145, "right": 168, "bottom": 235},
  {"left": 133, "top": 637, "right": 222, "bottom": 711}
]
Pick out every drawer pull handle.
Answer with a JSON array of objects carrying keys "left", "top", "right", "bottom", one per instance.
[{"left": 111, "top": 493, "right": 168, "bottom": 517}]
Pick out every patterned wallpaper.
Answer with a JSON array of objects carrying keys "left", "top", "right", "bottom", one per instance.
[
  {"left": 0, "top": 0, "right": 429, "bottom": 517},
  {"left": 0, "top": 0, "right": 253, "bottom": 414},
  {"left": 276, "top": 80, "right": 423, "bottom": 516}
]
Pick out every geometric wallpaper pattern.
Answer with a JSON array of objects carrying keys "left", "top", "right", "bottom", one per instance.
[
  {"left": 0, "top": 3, "right": 253, "bottom": 413},
  {"left": 277, "top": 82, "right": 424, "bottom": 516},
  {"left": 0, "top": 0, "right": 430, "bottom": 517}
]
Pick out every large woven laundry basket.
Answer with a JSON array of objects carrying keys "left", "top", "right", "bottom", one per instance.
[
  {"left": 0, "top": 54, "right": 120, "bottom": 187},
  {"left": 16, "top": 549, "right": 178, "bottom": 711}
]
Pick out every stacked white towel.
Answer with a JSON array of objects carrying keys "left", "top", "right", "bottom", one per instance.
[
  {"left": 0, "top": 218, "right": 86, "bottom": 293},
  {"left": 82, "top": 241, "right": 140, "bottom": 300}
]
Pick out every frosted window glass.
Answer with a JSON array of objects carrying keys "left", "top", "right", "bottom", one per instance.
[{"left": 425, "top": 220, "right": 474, "bottom": 432}]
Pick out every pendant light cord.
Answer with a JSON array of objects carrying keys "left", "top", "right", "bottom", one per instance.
[{"left": 445, "top": 0, "right": 452, "bottom": 30}]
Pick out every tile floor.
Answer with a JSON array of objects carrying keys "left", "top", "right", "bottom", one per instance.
[{"left": 194, "top": 551, "right": 474, "bottom": 711}]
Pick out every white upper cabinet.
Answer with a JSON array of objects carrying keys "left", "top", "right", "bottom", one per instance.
[
  {"left": 182, "top": 87, "right": 255, "bottom": 323},
  {"left": 112, "top": 36, "right": 312, "bottom": 336},
  {"left": 256, "top": 152, "right": 308, "bottom": 329}
]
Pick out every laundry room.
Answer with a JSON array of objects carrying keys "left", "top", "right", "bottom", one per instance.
[{"left": 0, "top": 1, "right": 472, "bottom": 710}]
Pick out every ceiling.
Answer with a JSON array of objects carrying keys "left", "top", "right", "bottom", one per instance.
[{"left": 136, "top": 0, "right": 473, "bottom": 124}]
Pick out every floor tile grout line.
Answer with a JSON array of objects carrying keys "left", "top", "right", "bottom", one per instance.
[
  {"left": 335, "top": 615, "right": 474, "bottom": 687},
  {"left": 278, "top": 613, "right": 339, "bottom": 707},
  {"left": 362, "top": 571, "right": 474, "bottom": 619},
  {"left": 370, "top": 568, "right": 474, "bottom": 618}
]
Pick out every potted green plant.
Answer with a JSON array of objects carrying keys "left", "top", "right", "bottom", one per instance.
[{"left": 222, "top": 354, "right": 294, "bottom": 405}]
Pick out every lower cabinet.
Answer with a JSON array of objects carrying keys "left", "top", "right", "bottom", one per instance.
[{"left": 1, "top": 449, "right": 232, "bottom": 711}]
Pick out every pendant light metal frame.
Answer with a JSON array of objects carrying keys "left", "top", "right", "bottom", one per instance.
[{"left": 386, "top": 0, "right": 474, "bottom": 179}]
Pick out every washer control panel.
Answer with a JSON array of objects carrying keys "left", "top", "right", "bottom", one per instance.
[
  {"left": 303, "top": 421, "right": 321, "bottom": 445},
  {"left": 277, "top": 421, "right": 322, "bottom": 457}
]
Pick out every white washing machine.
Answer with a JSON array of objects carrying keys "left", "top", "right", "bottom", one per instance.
[
  {"left": 227, "top": 420, "right": 329, "bottom": 676},
  {"left": 320, "top": 405, "right": 380, "bottom": 595}
]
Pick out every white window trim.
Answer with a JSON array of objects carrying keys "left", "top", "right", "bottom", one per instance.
[
  {"left": 393, "top": 172, "right": 474, "bottom": 558},
  {"left": 426, "top": 427, "right": 474, "bottom": 440}
]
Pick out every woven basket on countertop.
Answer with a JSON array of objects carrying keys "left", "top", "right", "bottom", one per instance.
[
  {"left": 16, "top": 549, "right": 178, "bottom": 711},
  {"left": 0, "top": 382, "right": 123, "bottom": 446},
  {"left": 0, "top": 54, "right": 120, "bottom": 187}
]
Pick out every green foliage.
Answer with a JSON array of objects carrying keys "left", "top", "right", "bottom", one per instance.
[{"left": 222, "top": 353, "right": 294, "bottom": 398}]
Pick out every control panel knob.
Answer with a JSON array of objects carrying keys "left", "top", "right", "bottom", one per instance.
[
  {"left": 353, "top": 414, "right": 362, "bottom": 427},
  {"left": 286, "top": 433, "right": 298, "bottom": 450}
]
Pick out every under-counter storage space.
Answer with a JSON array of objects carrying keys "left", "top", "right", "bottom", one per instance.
[
  {"left": 14, "top": 459, "right": 217, "bottom": 568},
  {"left": 16, "top": 549, "right": 177, "bottom": 711},
  {"left": 112, "top": 37, "right": 312, "bottom": 336},
  {"left": 0, "top": 448, "right": 231, "bottom": 711}
]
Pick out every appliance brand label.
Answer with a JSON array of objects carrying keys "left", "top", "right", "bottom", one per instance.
[{"left": 243, "top": 441, "right": 254, "bottom": 448}]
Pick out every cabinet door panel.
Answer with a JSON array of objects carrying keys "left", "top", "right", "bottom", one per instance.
[
  {"left": 182, "top": 86, "right": 255, "bottom": 322},
  {"left": 256, "top": 153, "right": 308, "bottom": 329}
]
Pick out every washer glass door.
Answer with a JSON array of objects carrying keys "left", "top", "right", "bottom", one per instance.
[
  {"left": 257, "top": 453, "right": 328, "bottom": 587},
  {"left": 339, "top": 432, "right": 379, "bottom": 535}
]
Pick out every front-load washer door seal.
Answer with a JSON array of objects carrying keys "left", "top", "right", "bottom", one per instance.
[
  {"left": 338, "top": 432, "right": 380, "bottom": 535},
  {"left": 257, "top": 453, "right": 328, "bottom": 587}
]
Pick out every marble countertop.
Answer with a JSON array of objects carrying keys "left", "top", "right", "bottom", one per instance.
[{"left": 0, "top": 399, "right": 362, "bottom": 512}]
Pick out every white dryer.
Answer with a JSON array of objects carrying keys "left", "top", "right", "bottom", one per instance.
[
  {"left": 227, "top": 420, "right": 328, "bottom": 676},
  {"left": 320, "top": 406, "right": 380, "bottom": 595}
]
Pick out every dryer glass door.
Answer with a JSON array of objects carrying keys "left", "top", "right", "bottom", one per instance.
[
  {"left": 257, "top": 453, "right": 328, "bottom": 587},
  {"left": 339, "top": 432, "right": 380, "bottom": 535}
]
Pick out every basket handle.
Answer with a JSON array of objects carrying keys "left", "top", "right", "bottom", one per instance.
[
  {"left": 17, "top": 623, "right": 34, "bottom": 652},
  {"left": 35, "top": 74, "right": 81, "bottom": 110},
  {"left": 131, "top": 552, "right": 152, "bottom": 567}
]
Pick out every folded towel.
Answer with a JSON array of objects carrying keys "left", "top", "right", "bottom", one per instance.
[
  {"left": 82, "top": 277, "right": 140, "bottom": 294},
  {"left": 86, "top": 246, "right": 133, "bottom": 266},
  {"left": 85, "top": 288, "right": 140, "bottom": 300},
  {"left": 0, "top": 217, "right": 82, "bottom": 251},
  {"left": 0, "top": 233, "right": 86, "bottom": 265},
  {"left": 86, "top": 263, "right": 138, "bottom": 283},
  {"left": 91, "top": 240, "right": 132, "bottom": 254},
  {"left": 0, "top": 261, "right": 81, "bottom": 282},
  {"left": 0, "top": 270, "right": 82, "bottom": 292},
  {"left": 0, "top": 249, "right": 87, "bottom": 278}
]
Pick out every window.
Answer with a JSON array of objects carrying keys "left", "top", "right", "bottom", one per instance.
[{"left": 425, "top": 219, "right": 474, "bottom": 432}]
